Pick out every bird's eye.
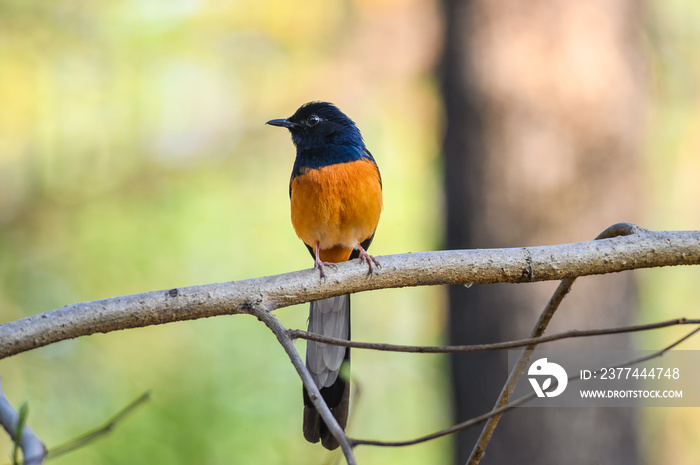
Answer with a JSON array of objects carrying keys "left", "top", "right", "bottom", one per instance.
[{"left": 307, "top": 114, "right": 320, "bottom": 126}]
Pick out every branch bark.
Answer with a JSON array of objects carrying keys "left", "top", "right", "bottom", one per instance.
[{"left": 1, "top": 225, "right": 699, "bottom": 360}]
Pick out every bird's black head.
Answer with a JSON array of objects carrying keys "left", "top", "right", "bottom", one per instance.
[{"left": 266, "top": 101, "right": 364, "bottom": 149}]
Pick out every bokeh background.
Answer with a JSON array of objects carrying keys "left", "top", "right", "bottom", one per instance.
[{"left": 0, "top": 1, "right": 698, "bottom": 464}]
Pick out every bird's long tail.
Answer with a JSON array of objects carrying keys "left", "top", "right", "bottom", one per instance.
[{"left": 303, "top": 294, "right": 351, "bottom": 450}]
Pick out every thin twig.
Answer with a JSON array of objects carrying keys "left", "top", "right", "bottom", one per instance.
[
  {"left": 351, "top": 324, "right": 700, "bottom": 449},
  {"left": 289, "top": 318, "right": 699, "bottom": 353},
  {"left": 249, "top": 305, "right": 357, "bottom": 465},
  {"left": 352, "top": 395, "right": 533, "bottom": 448},
  {"left": 45, "top": 391, "right": 151, "bottom": 460},
  {"left": 467, "top": 223, "right": 642, "bottom": 465}
]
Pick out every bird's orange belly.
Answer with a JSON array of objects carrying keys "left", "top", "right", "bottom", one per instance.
[{"left": 290, "top": 158, "right": 382, "bottom": 263}]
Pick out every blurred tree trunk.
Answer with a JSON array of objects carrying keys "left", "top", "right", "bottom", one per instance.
[{"left": 438, "top": 0, "right": 647, "bottom": 464}]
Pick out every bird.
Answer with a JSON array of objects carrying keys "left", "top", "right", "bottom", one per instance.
[{"left": 267, "top": 102, "right": 382, "bottom": 449}]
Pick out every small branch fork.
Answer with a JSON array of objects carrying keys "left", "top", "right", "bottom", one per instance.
[
  {"left": 0, "top": 377, "right": 46, "bottom": 465},
  {"left": 250, "top": 304, "right": 358, "bottom": 465},
  {"left": 1, "top": 223, "right": 699, "bottom": 465},
  {"left": 466, "top": 223, "right": 658, "bottom": 464}
]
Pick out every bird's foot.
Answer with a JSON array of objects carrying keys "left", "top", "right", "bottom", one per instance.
[
  {"left": 357, "top": 244, "right": 380, "bottom": 276},
  {"left": 314, "top": 256, "right": 338, "bottom": 279}
]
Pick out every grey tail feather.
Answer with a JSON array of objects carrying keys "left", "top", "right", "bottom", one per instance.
[{"left": 302, "top": 294, "right": 351, "bottom": 450}]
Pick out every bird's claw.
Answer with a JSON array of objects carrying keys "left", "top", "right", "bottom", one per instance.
[
  {"left": 357, "top": 247, "right": 380, "bottom": 276},
  {"left": 315, "top": 259, "right": 338, "bottom": 279}
]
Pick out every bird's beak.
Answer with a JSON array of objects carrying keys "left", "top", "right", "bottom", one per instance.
[{"left": 266, "top": 118, "right": 298, "bottom": 129}]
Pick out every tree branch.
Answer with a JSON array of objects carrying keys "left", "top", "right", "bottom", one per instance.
[
  {"left": 1, "top": 223, "right": 699, "bottom": 465},
  {"left": 1, "top": 224, "right": 698, "bottom": 360}
]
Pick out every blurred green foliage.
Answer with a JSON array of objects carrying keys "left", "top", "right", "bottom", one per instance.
[{"left": 1, "top": 0, "right": 699, "bottom": 464}]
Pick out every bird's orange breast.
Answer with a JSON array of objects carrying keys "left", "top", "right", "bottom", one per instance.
[{"left": 290, "top": 158, "right": 382, "bottom": 263}]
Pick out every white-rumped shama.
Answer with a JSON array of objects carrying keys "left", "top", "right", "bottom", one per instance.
[{"left": 267, "top": 102, "right": 382, "bottom": 449}]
